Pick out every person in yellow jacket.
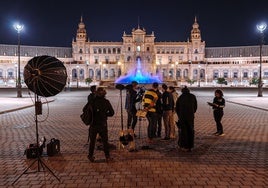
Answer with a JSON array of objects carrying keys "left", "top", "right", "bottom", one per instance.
[{"left": 142, "top": 82, "right": 159, "bottom": 143}]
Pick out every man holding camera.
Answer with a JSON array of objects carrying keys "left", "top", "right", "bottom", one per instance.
[{"left": 125, "top": 81, "right": 139, "bottom": 134}]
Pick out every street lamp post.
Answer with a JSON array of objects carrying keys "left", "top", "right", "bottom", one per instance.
[
  {"left": 99, "top": 62, "right": 102, "bottom": 81},
  {"left": 14, "top": 64, "right": 18, "bottom": 88},
  {"left": 175, "top": 61, "right": 178, "bottom": 81},
  {"left": 256, "top": 22, "right": 267, "bottom": 97},
  {"left": 76, "top": 65, "right": 79, "bottom": 88},
  {"left": 117, "top": 61, "right": 121, "bottom": 77},
  {"left": 14, "top": 23, "right": 24, "bottom": 98},
  {"left": 180, "top": 61, "right": 183, "bottom": 86},
  {"left": 198, "top": 64, "right": 201, "bottom": 87}
]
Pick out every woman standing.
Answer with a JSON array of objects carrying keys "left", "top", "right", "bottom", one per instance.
[{"left": 210, "top": 89, "right": 225, "bottom": 136}]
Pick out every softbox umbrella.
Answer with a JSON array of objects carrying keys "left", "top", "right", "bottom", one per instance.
[{"left": 24, "top": 55, "right": 67, "bottom": 97}]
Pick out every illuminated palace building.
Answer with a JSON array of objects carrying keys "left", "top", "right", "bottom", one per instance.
[{"left": 0, "top": 17, "right": 268, "bottom": 87}]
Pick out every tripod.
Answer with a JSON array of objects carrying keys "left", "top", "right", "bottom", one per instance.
[{"left": 12, "top": 94, "right": 60, "bottom": 185}]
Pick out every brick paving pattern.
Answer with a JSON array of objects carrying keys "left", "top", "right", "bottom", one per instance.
[{"left": 0, "top": 89, "right": 267, "bottom": 187}]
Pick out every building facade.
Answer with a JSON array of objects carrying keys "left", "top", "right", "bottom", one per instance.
[{"left": 0, "top": 17, "right": 267, "bottom": 87}]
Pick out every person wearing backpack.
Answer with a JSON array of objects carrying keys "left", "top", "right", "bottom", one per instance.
[
  {"left": 86, "top": 85, "right": 97, "bottom": 143},
  {"left": 87, "top": 85, "right": 97, "bottom": 102},
  {"left": 87, "top": 87, "right": 114, "bottom": 162}
]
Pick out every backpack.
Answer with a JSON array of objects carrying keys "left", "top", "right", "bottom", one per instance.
[{"left": 80, "top": 102, "right": 93, "bottom": 126}]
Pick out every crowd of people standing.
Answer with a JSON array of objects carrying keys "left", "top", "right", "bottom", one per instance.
[
  {"left": 125, "top": 81, "right": 225, "bottom": 151},
  {"left": 82, "top": 82, "right": 225, "bottom": 162}
]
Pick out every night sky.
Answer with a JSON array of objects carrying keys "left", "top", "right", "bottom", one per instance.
[{"left": 1, "top": 0, "right": 268, "bottom": 47}]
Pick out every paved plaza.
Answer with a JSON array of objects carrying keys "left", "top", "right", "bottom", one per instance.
[{"left": 0, "top": 88, "right": 267, "bottom": 187}]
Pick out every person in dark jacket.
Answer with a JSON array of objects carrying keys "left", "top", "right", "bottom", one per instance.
[
  {"left": 210, "top": 89, "right": 225, "bottom": 136},
  {"left": 88, "top": 87, "right": 114, "bottom": 162},
  {"left": 125, "top": 81, "right": 138, "bottom": 132},
  {"left": 87, "top": 85, "right": 97, "bottom": 102},
  {"left": 86, "top": 85, "right": 97, "bottom": 143},
  {"left": 162, "top": 84, "right": 174, "bottom": 140},
  {"left": 175, "top": 86, "right": 197, "bottom": 151}
]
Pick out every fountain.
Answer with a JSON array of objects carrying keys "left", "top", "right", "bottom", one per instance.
[{"left": 115, "top": 57, "right": 162, "bottom": 84}]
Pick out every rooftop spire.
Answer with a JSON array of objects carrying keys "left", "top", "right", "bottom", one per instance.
[{"left": 138, "top": 16, "right": 140, "bottom": 29}]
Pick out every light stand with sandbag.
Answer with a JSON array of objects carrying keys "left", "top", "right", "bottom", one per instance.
[
  {"left": 115, "top": 84, "right": 136, "bottom": 151},
  {"left": 12, "top": 55, "right": 67, "bottom": 185}
]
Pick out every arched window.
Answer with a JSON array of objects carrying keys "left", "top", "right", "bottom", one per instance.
[
  {"left": 0, "top": 69, "right": 3, "bottom": 78},
  {"left": 127, "top": 56, "right": 131, "bottom": 62},
  {"left": 118, "top": 68, "right": 121, "bottom": 77},
  {"left": 176, "top": 69, "right": 181, "bottom": 78},
  {"left": 96, "top": 69, "right": 101, "bottom": 80},
  {"left": 89, "top": 69, "right": 94, "bottom": 79},
  {"left": 169, "top": 69, "right": 174, "bottom": 79},
  {"left": 110, "top": 69, "right": 115, "bottom": 78},
  {"left": 223, "top": 70, "right": 228, "bottom": 78},
  {"left": 264, "top": 70, "right": 268, "bottom": 78},
  {"left": 7, "top": 69, "right": 14, "bottom": 78},
  {"left": 79, "top": 69, "right": 84, "bottom": 80},
  {"left": 72, "top": 69, "right": 77, "bottom": 80},
  {"left": 200, "top": 69, "right": 205, "bottom": 79},
  {"left": 104, "top": 69, "right": 108, "bottom": 79},
  {"left": 183, "top": 69, "right": 188, "bottom": 78},
  {"left": 193, "top": 69, "right": 198, "bottom": 79},
  {"left": 213, "top": 70, "right": 219, "bottom": 79},
  {"left": 243, "top": 69, "right": 249, "bottom": 78},
  {"left": 233, "top": 70, "right": 238, "bottom": 78},
  {"left": 253, "top": 70, "right": 258, "bottom": 78},
  {"left": 163, "top": 68, "right": 167, "bottom": 78}
]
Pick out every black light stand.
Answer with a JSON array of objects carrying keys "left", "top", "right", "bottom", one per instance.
[
  {"left": 12, "top": 93, "right": 60, "bottom": 185},
  {"left": 116, "top": 84, "right": 136, "bottom": 150},
  {"left": 120, "top": 88, "right": 124, "bottom": 131},
  {"left": 13, "top": 55, "right": 67, "bottom": 185},
  {"left": 116, "top": 84, "right": 125, "bottom": 131}
]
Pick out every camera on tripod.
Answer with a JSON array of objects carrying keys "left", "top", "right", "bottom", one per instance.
[
  {"left": 136, "top": 86, "right": 145, "bottom": 101},
  {"left": 25, "top": 137, "right": 46, "bottom": 159}
]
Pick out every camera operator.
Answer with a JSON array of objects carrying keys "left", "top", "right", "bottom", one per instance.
[{"left": 125, "top": 81, "right": 139, "bottom": 135}]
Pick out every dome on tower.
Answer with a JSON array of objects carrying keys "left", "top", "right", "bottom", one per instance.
[
  {"left": 77, "top": 16, "right": 86, "bottom": 34},
  {"left": 191, "top": 16, "right": 201, "bottom": 40}
]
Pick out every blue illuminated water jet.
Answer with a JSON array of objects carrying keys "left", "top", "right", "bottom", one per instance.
[{"left": 115, "top": 58, "right": 162, "bottom": 84}]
